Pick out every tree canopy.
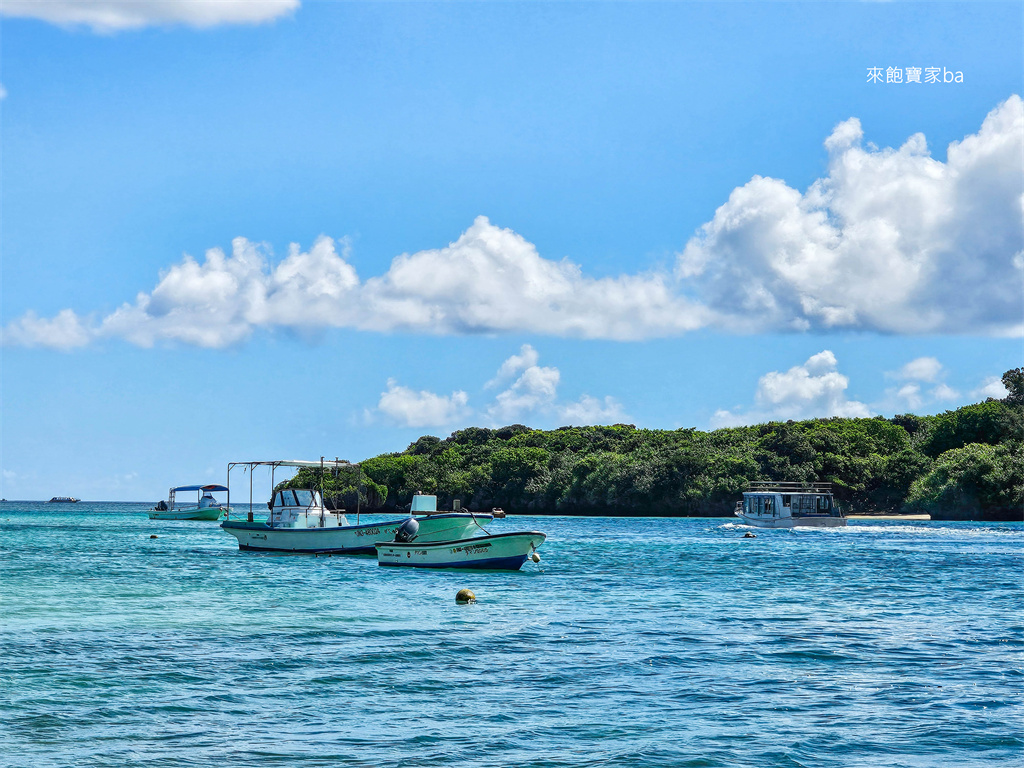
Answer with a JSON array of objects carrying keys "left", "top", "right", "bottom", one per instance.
[{"left": 280, "top": 371, "right": 1022, "bottom": 521}]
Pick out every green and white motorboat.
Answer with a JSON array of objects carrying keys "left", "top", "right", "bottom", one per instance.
[
  {"left": 219, "top": 459, "right": 493, "bottom": 554},
  {"left": 149, "top": 484, "right": 228, "bottom": 521}
]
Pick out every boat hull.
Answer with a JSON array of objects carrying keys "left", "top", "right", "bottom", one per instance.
[
  {"left": 376, "top": 531, "right": 546, "bottom": 570},
  {"left": 735, "top": 514, "right": 847, "bottom": 529},
  {"left": 220, "top": 513, "right": 493, "bottom": 554},
  {"left": 148, "top": 507, "right": 224, "bottom": 521}
]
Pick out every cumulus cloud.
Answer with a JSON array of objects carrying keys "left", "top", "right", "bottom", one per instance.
[
  {"left": 892, "top": 356, "right": 943, "bottom": 383},
  {"left": 556, "top": 395, "right": 626, "bottom": 425},
  {"left": 4, "top": 96, "right": 1022, "bottom": 349},
  {"left": 488, "top": 363, "right": 561, "bottom": 424},
  {"left": 1, "top": 309, "right": 93, "bottom": 350},
  {"left": 930, "top": 383, "right": 959, "bottom": 401},
  {"left": 680, "top": 95, "right": 1024, "bottom": 336},
  {"left": 972, "top": 375, "right": 1009, "bottom": 400},
  {"left": 894, "top": 383, "right": 925, "bottom": 411},
  {"left": 485, "top": 343, "right": 540, "bottom": 388},
  {"left": 92, "top": 235, "right": 360, "bottom": 348},
  {"left": 1, "top": 0, "right": 298, "bottom": 32},
  {"left": 377, "top": 379, "right": 470, "bottom": 428},
  {"left": 371, "top": 347, "right": 625, "bottom": 429},
  {"left": 884, "top": 355, "right": 961, "bottom": 410},
  {"left": 358, "top": 216, "right": 706, "bottom": 339},
  {"left": 485, "top": 347, "right": 625, "bottom": 426},
  {"left": 3, "top": 218, "right": 705, "bottom": 349},
  {"left": 712, "top": 350, "right": 872, "bottom": 427}
]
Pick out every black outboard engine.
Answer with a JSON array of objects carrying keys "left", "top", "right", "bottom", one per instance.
[{"left": 394, "top": 517, "right": 419, "bottom": 543}]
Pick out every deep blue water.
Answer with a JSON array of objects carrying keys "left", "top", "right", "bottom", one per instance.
[{"left": 1, "top": 502, "right": 1021, "bottom": 767}]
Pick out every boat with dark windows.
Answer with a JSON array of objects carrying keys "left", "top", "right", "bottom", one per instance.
[
  {"left": 48, "top": 496, "right": 80, "bottom": 503},
  {"left": 220, "top": 459, "right": 493, "bottom": 554},
  {"left": 734, "top": 481, "right": 846, "bottom": 528},
  {"left": 149, "top": 484, "right": 228, "bottom": 520}
]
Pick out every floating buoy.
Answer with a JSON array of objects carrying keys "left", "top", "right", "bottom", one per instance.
[
  {"left": 530, "top": 552, "right": 541, "bottom": 563},
  {"left": 743, "top": 532, "right": 756, "bottom": 538},
  {"left": 150, "top": 534, "right": 158, "bottom": 539},
  {"left": 456, "top": 588, "right": 476, "bottom": 604}
]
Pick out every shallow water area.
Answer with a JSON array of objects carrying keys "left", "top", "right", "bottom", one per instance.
[{"left": 2, "top": 502, "right": 1022, "bottom": 767}]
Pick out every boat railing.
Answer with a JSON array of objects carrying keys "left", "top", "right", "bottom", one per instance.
[{"left": 744, "top": 481, "right": 833, "bottom": 494}]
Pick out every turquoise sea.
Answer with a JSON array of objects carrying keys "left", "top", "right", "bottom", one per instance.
[{"left": 2, "top": 502, "right": 1021, "bottom": 767}]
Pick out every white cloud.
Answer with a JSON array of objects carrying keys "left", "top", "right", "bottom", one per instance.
[
  {"left": 480, "top": 347, "right": 627, "bottom": 426},
  {"left": 557, "top": 395, "right": 626, "bottom": 425},
  {"left": 1, "top": 0, "right": 298, "bottom": 32},
  {"left": 1, "top": 309, "right": 92, "bottom": 350},
  {"left": 92, "top": 235, "right": 359, "bottom": 348},
  {"left": 680, "top": 95, "right": 1024, "bottom": 335},
  {"left": 894, "top": 383, "right": 924, "bottom": 410},
  {"left": 377, "top": 379, "right": 470, "bottom": 428},
  {"left": 488, "top": 364, "right": 561, "bottom": 424},
  {"left": 892, "top": 356, "right": 943, "bottom": 382},
  {"left": 972, "top": 375, "right": 1009, "bottom": 400},
  {"left": 485, "top": 343, "right": 539, "bottom": 389},
  {"left": 371, "top": 347, "right": 625, "bottom": 429},
  {"left": 5, "top": 96, "right": 1022, "bottom": 349},
  {"left": 3, "top": 218, "right": 705, "bottom": 350},
  {"left": 711, "top": 350, "right": 872, "bottom": 427},
  {"left": 883, "top": 356, "right": 960, "bottom": 410},
  {"left": 358, "top": 216, "right": 707, "bottom": 339},
  {"left": 930, "top": 383, "right": 960, "bottom": 401}
]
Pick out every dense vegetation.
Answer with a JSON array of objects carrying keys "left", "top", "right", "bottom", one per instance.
[{"left": 283, "top": 369, "right": 1023, "bottom": 521}]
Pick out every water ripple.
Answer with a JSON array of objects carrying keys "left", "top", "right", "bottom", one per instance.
[{"left": 1, "top": 504, "right": 1021, "bottom": 767}]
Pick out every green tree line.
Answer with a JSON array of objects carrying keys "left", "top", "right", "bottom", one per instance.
[{"left": 284, "top": 369, "right": 1023, "bottom": 520}]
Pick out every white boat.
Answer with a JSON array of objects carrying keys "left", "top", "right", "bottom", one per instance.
[
  {"left": 220, "top": 460, "right": 493, "bottom": 554},
  {"left": 148, "top": 484, "right": 227, "bottom": 520},
  {"left": 377, "top": 530, "right": 546, "bottom": 570},
  {"left": 734, "top": 481, "right": 847, "bottom": 528}
]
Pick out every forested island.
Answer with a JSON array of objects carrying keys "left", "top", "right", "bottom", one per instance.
[{"left": 284, "top": 369, "right": 1023, "bottom": 521}]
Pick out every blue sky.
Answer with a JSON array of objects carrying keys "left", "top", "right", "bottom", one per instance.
[{"left": 2, "top": 1, "right": 1022, "bottom": 501}]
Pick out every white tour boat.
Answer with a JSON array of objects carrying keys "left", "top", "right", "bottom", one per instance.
[
  {"left": 220, "top": 459, "right": 493, "bottom": 554},
  {"left": 377, "top": 517, "right": 546, "bottom": 570},
  {"left": 149, "top": 484, "right": 228, "bottom": 520},
  {"left": 734, "top": 481, "right": 847, "bottom": 528}
]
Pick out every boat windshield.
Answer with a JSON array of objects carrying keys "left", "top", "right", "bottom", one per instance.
[{"left": 274, "top": 489, "right": 322, "bottom": 508}]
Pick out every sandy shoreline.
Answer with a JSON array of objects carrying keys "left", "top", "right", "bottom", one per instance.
[{"left": 847, "top": 514, "right": 931, "bottom": 520}]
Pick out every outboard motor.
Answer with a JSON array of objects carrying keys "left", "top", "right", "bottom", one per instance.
[{"left": 394, "top": 517, "right": 419, "bottom": 543}]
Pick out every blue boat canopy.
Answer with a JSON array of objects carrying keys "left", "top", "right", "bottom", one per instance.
[{"left": 171, "top": 484, "right": 229, "bottom": 493}]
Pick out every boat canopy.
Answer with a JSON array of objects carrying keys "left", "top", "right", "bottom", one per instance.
[
  {"left": 228, "top": 459, "right": 357, "bottom": 470},
  {"left": 171, "top": 484, "right": 229, "bottom": 493}
]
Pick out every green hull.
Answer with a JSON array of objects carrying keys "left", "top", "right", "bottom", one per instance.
[{"left": 147, "top": 507, "right": 224, "bottom": 521}]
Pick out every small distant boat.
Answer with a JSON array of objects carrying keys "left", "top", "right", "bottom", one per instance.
[
  {"left": 220, "top": 460, "right": 493, "bottom": 554},
  {"left": 48, "top": 496, "right": 80, "bottom": 503},
  {"left": 376, "top": 518, "right": 545, "bottom": 570},
  {"left": 149, "top": 485, "right": 228, "bottom": 520},
  {"left": 734, "top": 481, "right": 847, "bottom": 528}
]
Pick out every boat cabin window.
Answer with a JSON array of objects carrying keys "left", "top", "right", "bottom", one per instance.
[
  {"left": 782, "top": 495, "right": 791, "bottom": 507},
  {"left": 274, "top": 489, "right": 321, "bottom": 508},
  {"left": 293, "top": 489, "right": 319, "bottom": 508}
]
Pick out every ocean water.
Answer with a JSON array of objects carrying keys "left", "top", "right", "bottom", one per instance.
[{"left": 1, "top": 502, "right": 1021, "bottom": 768}]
